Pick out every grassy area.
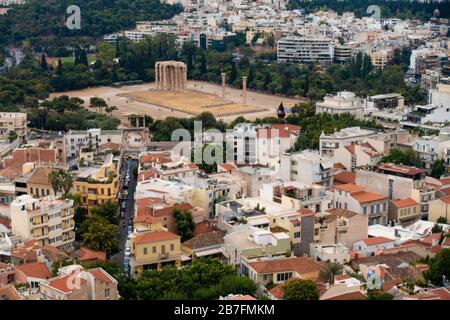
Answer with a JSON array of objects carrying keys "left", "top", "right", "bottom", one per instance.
[{"left": 58, "top": 56, "right": 96, "bottom": 65}]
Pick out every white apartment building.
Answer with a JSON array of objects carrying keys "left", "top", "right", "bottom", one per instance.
[
  {"left": 277, "top": 36, "right": 334, "bottom": 66},
  {"left": 430, "top": 80, "right": 450, "bottom": 107},
  {"left": 10, "top": 195, "right": 75, "bottom": 250},
  {"left": 414, "top": 128, "right": 450, "bottom": 169},
  {"left": 280, "top": 150, "right": 333, "bottom": 188},
  {"left": 316, "top": 91, "right": 364, "bottom": 119},
  {"left": 0, "top": 112, "right": 27, "bottom": 142},
  {"left": 255, "top": 124, "right": 300, "bottom": 167},
  {"left": 64, "top": 129, "right": 123, "bottom": 159},
  {"left": 319, "top": 127, "right": 378, "bottom": 157},
  {"left": 226, "top": 123, "right": 259, "bottom": 165}
]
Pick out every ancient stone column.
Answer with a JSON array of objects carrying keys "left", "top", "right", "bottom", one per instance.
[
  {"left": 221, "top": 72, "right": 226, "bottom": 98},
  {"left": 155, "top": 62, "right": 159, "bottom": 89},
  {"left": 242, "top": 76, "right": 247, "bottom": 104}
]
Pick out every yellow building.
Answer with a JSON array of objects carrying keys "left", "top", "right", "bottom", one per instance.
[
  {"left": 429, "top": 195, "right": 450, "bottom": 223},
  {"left": 74, "top": 162, "right": 118, "bottom": 212},
  {"left": 129, "top": 230, "right": 181, "bottom": 276}
]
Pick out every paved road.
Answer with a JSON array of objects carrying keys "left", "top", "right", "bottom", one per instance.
[{"left": 111, "top": 157, "right": 138, "bottom": 268}]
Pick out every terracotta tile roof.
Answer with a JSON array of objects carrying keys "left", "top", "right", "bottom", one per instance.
[
  {"left": 137, "top": 169, "right": 159, "bottom": 181},
  {"left": 0, "top": 285, "right": 22, "bottom": 300},
  {"left": 193, "top": 220, "right": 218, "bottom": 236},
  {"left": 392, "top": 198, "right": 418, "bottom": 208},
  {"left": 134, "top": 230, "right": 180, "bottom": 244},
  {"left": 16, "top": 262, "right": 51, "bottom": 280},
  {"left": 440, "top": 195, "right": 450, "bottom": 204},
  {"left": 219, "top": 163, "right": 238, "bottom": 171},
  {"left": 362, "top": 236, "right": 394, "bottom": 246},
  {"left": 182, "top": 231, "right": 225, "bottom": 250},
  {"left": 27, "top": 167, "right": 54, "bottom": 185},
  {"left": 249, "top": 256, "right": 323, "bottom": 276},
  {"left": 0, "top": 216, "right": 11, "bottom": 229},
  {"left": 440, "top": 187, "right": 450, "bottom": 195},
  {"left": 420, "top": 233, "right": 441, "bottom": 246},
  {"left": 135, "top": 197, "right": 165, "bottom": 208},
  {"left": 344, "top": 145, "right": 356, "bottom": 154},
  {"left": 0, "top": 165, "right": 22, "bottom": 179},
  {"left": 334, "top": 172, "right": 356, "bottom": 184},
  {"left": 47, "top": 273, "right": 86, "bottom": 294},
  {"left": 139, "top": 153, "right": 171, "bottom": 165},
  {"left": 335, "top": 183, "right": 365, "bottom": 193},
  {"left": 88, "top": 268, "right": 115, "bottom": 283},
  {"left": 430, "top": 288, "right": 450, "bottom": 300},
  {"left": 325, "top": 208, "right": 357, "bottom": 218},
  {"left": 377, "top": 163, "right": 426, "bottom": 176},
  {"left": 334, "top": 163, "right": 347, "bottom": 170},
  {"left": 76, "top": 247, "right": 106, "bottom": 262},
  {"left": 42, "top": 246, "right": 68, "bottom": 262},
  {"left": 256, "top": 124, "right": 301, "bottom": 139},
  {"left": 153, "top": 203, "right": 193, "bottom": 218},
  {"left": 351, "top": 190, "right": 387, "bottom": 203},
  {"left": 381, "top": 278, "right": 402, "bottom": 292},
  {"left": 439, "top": 177, "right": 450, "bottom": 185},
  {"left": 297, "top": 208, "right": 314, "bottom": 216}
]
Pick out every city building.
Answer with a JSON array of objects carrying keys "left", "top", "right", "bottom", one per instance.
[
  {"left": 0, "top": 112, "right": 27, "bottom": 142},
  {"left": 39, "top": 265, "right": 119, "bottom": 300},
  {"left": 316, "top": 91, "right": 364, "bottom": 119},
  {"left": 318, "top": 208, "right": 368, "bottom": 249},
  {"left": 129, "top": 230, "right": 181, "bottom": 276},
  {"left": 332, "top": 183, "right": 389, "bottom": 226},
  {"left": 64, "top": 129, "right": 122, "bottom": 159},
  {"left": 319, "top": 127, "right": 378, "bottom": 157},
  {"left": 388, "top": 198, "right": 421, "bottom": 225},
  {"left": 280, "top": 150, "right": 333, "bottom": 188},
  {"left": 10, "top": 195, "right": 75, "bottom": 250},
  {"left": 277, "top": 36, "right": 334, "bottom": 66},
  {"left": 74, "top": 155, "right": 118, "bottom": 212}
]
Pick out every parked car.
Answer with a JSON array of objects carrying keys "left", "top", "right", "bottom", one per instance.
[{"left": 125, "top": 247, "right": 131, "bottom": 257}]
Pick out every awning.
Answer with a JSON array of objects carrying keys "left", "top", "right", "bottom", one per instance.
[{"left": 195, "top": 248, "right": 222, "bottom": 257}]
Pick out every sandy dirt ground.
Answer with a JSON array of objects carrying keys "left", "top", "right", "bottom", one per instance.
[{"left": 50, "top": 81, "right": 304, "bottom": 124}]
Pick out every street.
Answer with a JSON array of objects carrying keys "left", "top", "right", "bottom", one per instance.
[{"left": 111, "top": 156, "right": 138, "bottom": 269}]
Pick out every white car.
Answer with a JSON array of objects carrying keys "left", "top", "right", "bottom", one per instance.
[{"left": 125, "top": 247, "right": 131, "bottom": 257}]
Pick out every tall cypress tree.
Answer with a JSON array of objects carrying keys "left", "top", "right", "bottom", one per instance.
[{"left": 40, "top": 53, "right": 47, "bottom": 70}]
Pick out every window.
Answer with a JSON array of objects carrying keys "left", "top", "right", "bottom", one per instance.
[
  {"left": 104, "top": 288, "right": 110, "bottom": 298},
  {"left": 294, "top": 231, "right": 301, "bottom": 238},
  {"left": 161, "top": 245, "right": 166, "bottom": 254},
  {"left": 276, "top": 272, "right": 292, "bottom": 282},
  {"left": 152, "top": 246, "right": 156, "bottom": 254},
  {"left": 143, "top": 248, "right": 147, "bottom": 255},
  {"left": 170, "top": 244, "right": 174, "bottom": 251}
]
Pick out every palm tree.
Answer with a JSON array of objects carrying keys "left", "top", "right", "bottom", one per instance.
[
  {"left": 58, "top": 169, "right": 73, "bottom": 199},
  {"left": 48, "top": 170, "right": 61, "bottom": 196},
  {"left": 320, "top": 262, "right": 343, "bottom": 284}
]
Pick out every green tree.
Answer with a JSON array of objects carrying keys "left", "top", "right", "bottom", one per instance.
[
  {"left": 173, "top": 209, "right": 195, "bottom": 241},
  {"left": 424, "top": 248, "right": 450, "bottom": 286},
  {"left": 91, "top": 201, "right": 119, "bottom": 224},
  {"left": 82, "top": 215, "right": 118, "bottom": 257},
  {"left": 48, "top": 169, "right": 62, "bottom": 196},
  {"left": 7, "top": 130, "right": 18, "bottom": 143},
  {"left": 380, "top": 148, "right": 423, "bottom": 167},
  {"left": 282, "top": 279, "right": 319, "bottom": 300},
  {"left": 40, "top": 53, "right": 47, "bottom": 70},
  {"left": 430, "top": 159, "right": 446, "bottom": 179}
]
